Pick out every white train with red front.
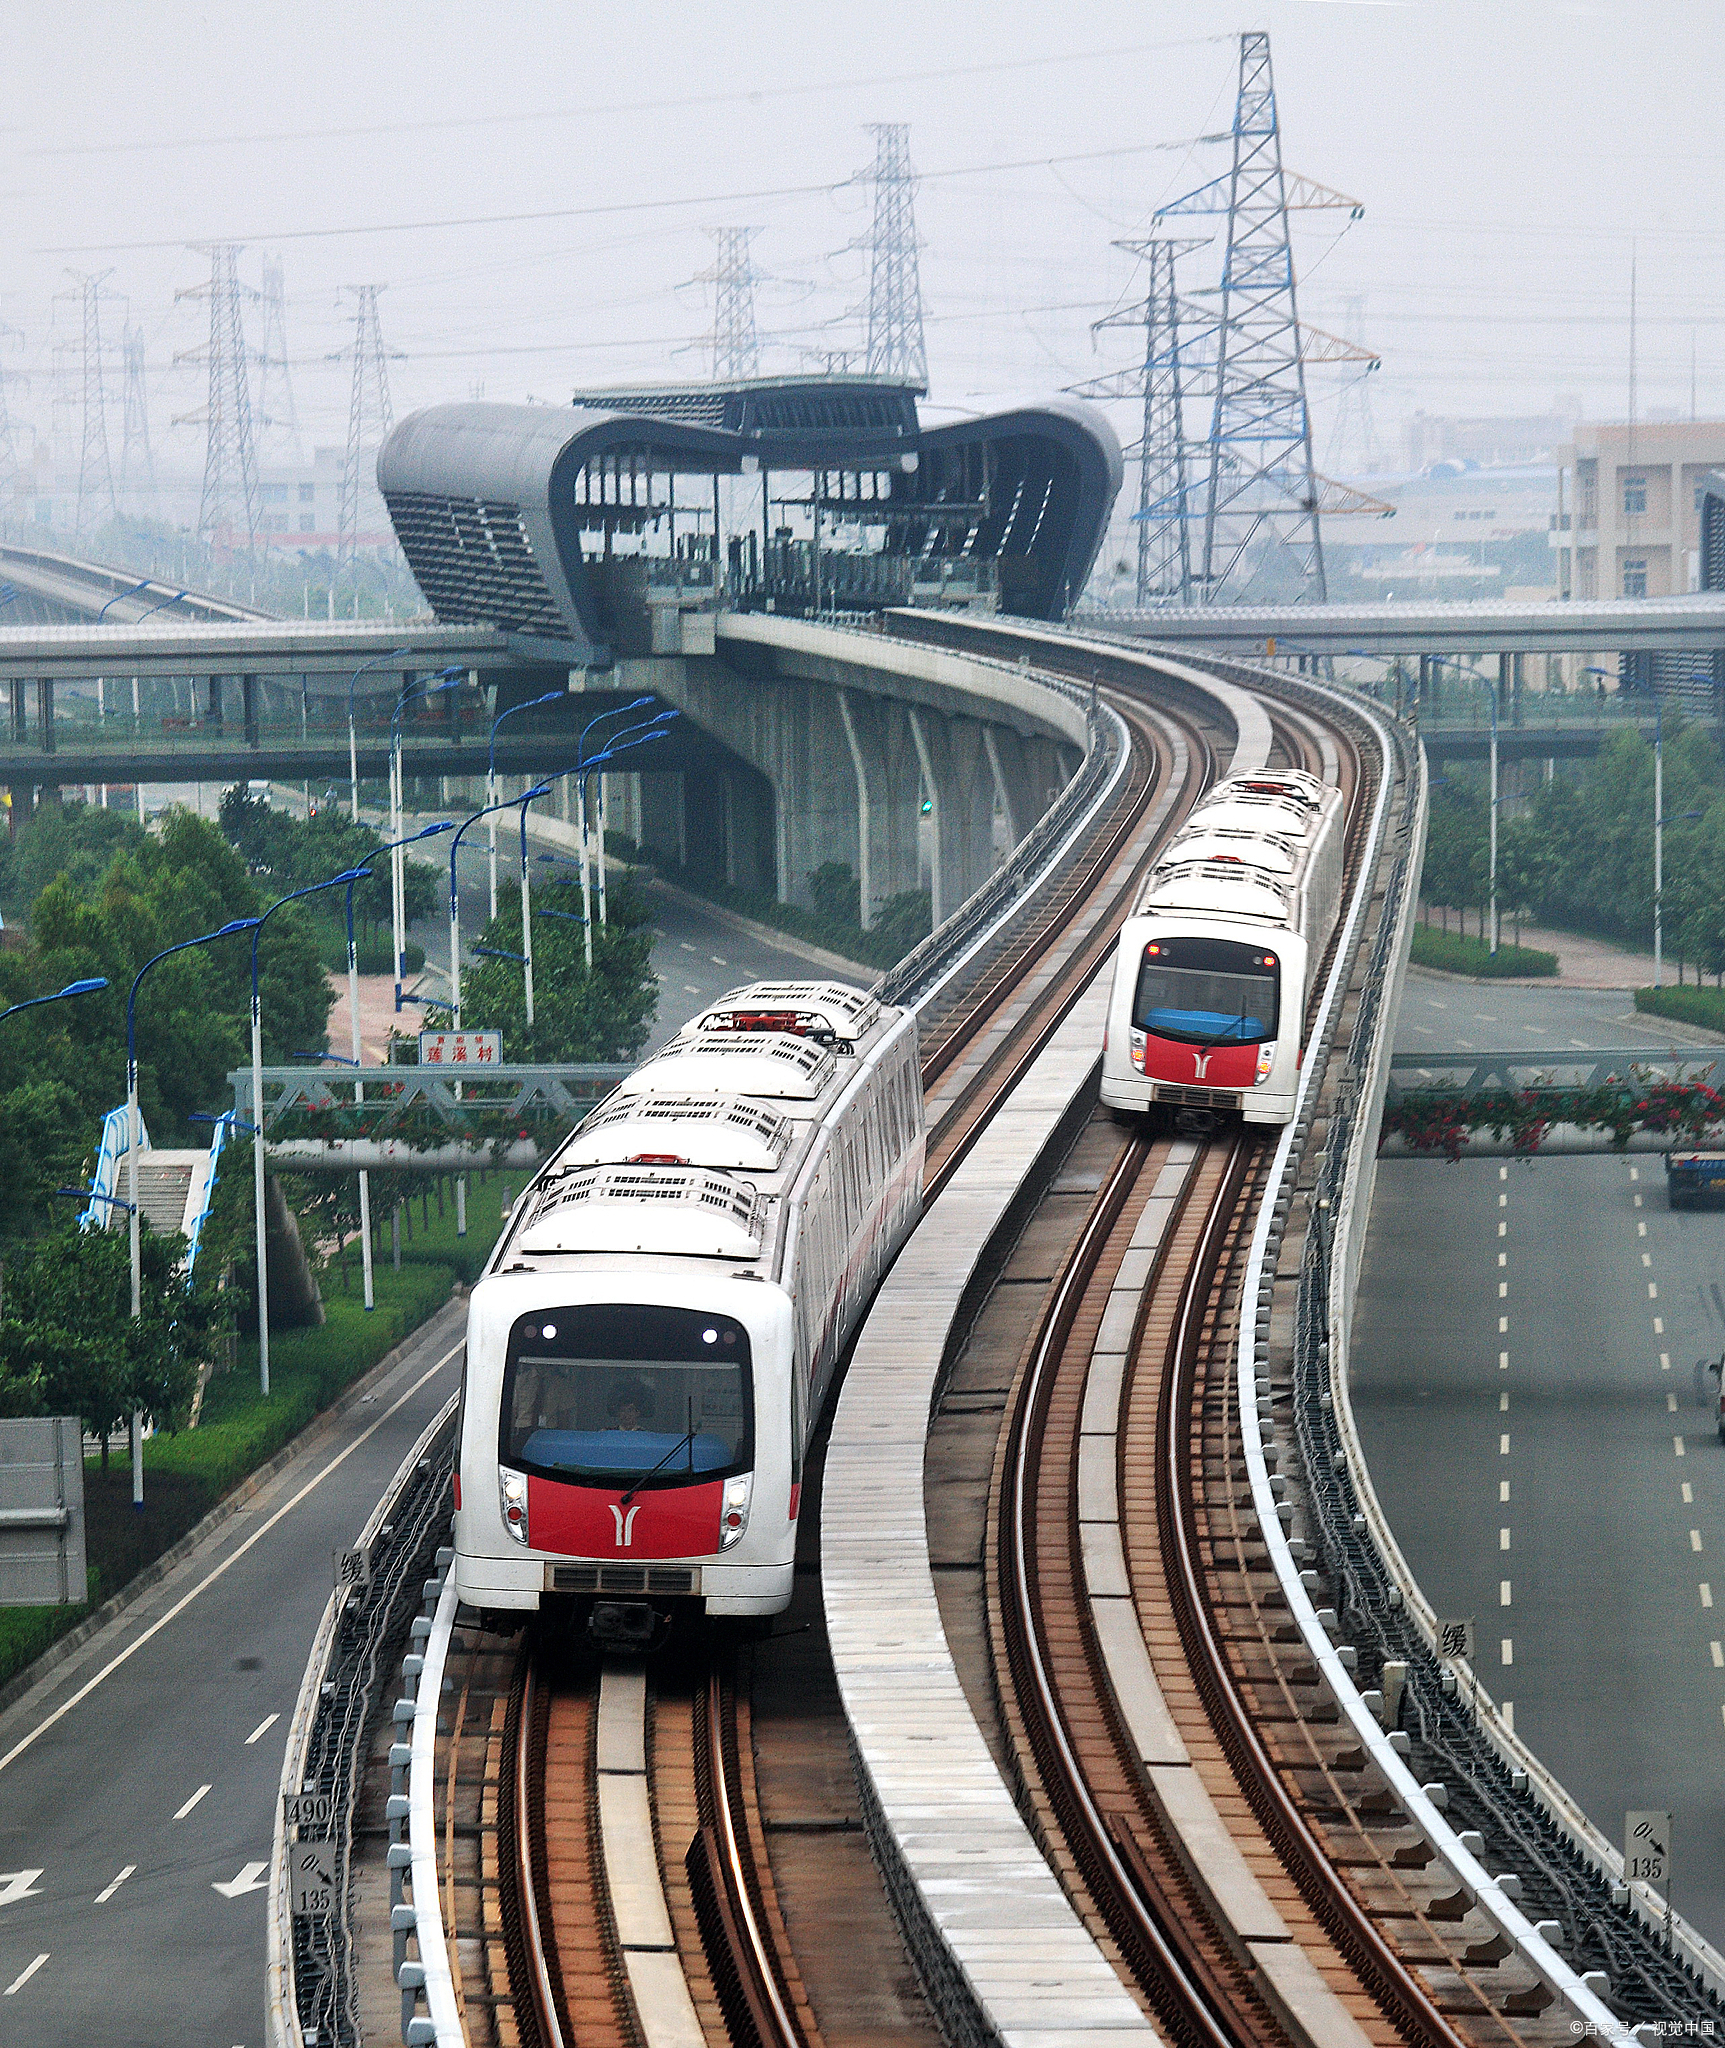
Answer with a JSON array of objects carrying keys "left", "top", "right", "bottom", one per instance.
[
  {"left": 453, "top": 981, "right": 924, "bottom": 1652},
  {"left": 1100, "top": 769, "right": 1345, "bottom": 1131}
]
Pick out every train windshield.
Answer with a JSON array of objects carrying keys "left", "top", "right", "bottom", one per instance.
[
  {"left": 500, "top": 1303, "right": 752, "bottom": 1488},
  {"left": 1132, "top": 935, "right": 1280, "bottom": 1047}
]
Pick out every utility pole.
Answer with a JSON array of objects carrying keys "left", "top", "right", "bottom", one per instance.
[
  {"left": 859, "top": 124, "right": 928, "bottom": 387},
  {"left": 255, "top": 255, "right": 304, "bottom": 461},
  {"left": 1070, "top": 236, "right": 1211, "bottom": 605},
  {"left": 58, "top": 269, "right": 119, "bottom": 538},
  {"left": 335, "top": 285, "right": 397, "bottom": 593},
  {"left": 118, "top": 325, "right": 156, "bottom": 503},
  {"left": 1157, "top": 32, "right": 1369, "bottom": 603},
  {"left": 175, "top": 245, "right": 261, "bottom": 553},
  {"left": 700, "top": 228, "right": 762, "bottom": 382}
]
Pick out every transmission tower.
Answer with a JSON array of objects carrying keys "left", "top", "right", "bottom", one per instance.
[
  {"left": 255, "top": 255, "right": 303, "bottom": 460},
  {"left": 1157, "top": 32, "right": 1364, "bottom": 603},
  {"left": 1071, "top": 237, "right": 1212, "bottom": 605},
  {"left": 859, "top": 124, "right": 927, "bottom": 387},
  {"left": 697, "top": 228, "right": 762, "bottom": 381},
  {"left": 118, "top": 325, "right": 156, "bottom": 502},
  {"left": 1325, "top": 294, "right": 1385, "bottom": 475},
  {"left": 174, "top": 244, "right": 260, "bottom": 551},
  {"left": 336, "top": 285, "right": 397, "bottom": 583},
  {"left": 58, "top": 269, "right": 119, "bottom": 537}
]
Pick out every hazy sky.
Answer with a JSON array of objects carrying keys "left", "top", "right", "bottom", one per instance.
[{"left": 10, "top": 0, "right": 1723, "bottom": 474}]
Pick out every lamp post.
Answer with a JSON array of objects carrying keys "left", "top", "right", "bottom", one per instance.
[
  {"left": 585, "top": 712, "right": 677, "bottom": 934},
  {"left": 345, "top": 645, "right": 410, "bottom": 825},
  {"left": 389, "top": 670, "right": 464, "bottom": 1013},
  {"left": 341, "top": 822, "right": 452, "bottom": 1309},
  {"left": 486, "top": 690, "right": 565, "bottom": 921},
  {"left": 97, "top": 580, "right": 151, "bottom": 622},
  {"left": 567, "top": 696, "right": 654, "bottom": 944},
  {"left": 250, "top": 871, "right": 369, "bottom": 1396},
  {"left": 127, "top": 919, "right": 259, "bottom": 1506},
  {"left": 0, "top": 976, "right": 108, "bottom": 1026},
  {"left": 446, "top": 788, "right": 549, "bottom": 1235},
  {"left": 1653, "top": 697, "right": 1664, "bottom": 986}
]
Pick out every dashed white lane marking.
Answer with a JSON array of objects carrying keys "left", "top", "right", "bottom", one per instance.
[
  {"left": 1663, "top": 1352, "right": 1672, "bottom": 1370},
  {"left": 1500, "top": 1391, "right": 1510, "bottom": 1412},
  {"left": 1503, "top": 1701, "right": 1515, "bottom": 1733},
  {"left": 1498, "top": 1192, "right": 1507, "bottom": 1206},
  {"left": 1634, "top": 1193, "right": 1644, "bottom": 1208},
  {"left": 3, "top": 1954, "right": 47, "bottom": 1996},
  {"left": 1499, "top": 1316, "right": 1508, "bottom": 1333},
  {"left": 1429, "top": 999, "right": 1448, "bottom": 1009},
  {"left": 1670, "top": 1393, "right": 1680, "bottom": 1413},
  {"left": 1639, "top": 1221, "right": 1648, "bottom": 1237},
  {"left": 1702, "top": 1584, "right": 1714, "bottom": 1608},
  {"left": 1500, "top": 1580, "right": 1512, "bottom": 1606},
  {"left": 1677, "top": 1435, "right": 1688, "bottom": 1456},
  {"left": 1498, "top": 1282, "right": 1509, "bottom": 1298},
  {"left": 1473, "top": 1013, "right": 1498, "bottom": 1022},
  {"left": 1499, "top": 1351, "right": 1509, "bottom": 1370},
  {"left": 1649, "top": 1283, "right": 1659, "bottom": 1299},
  {"left": 1685, "top": 1483, "right": 1695, "bottom": 1504},
  {"left": 93, "top": 1866, "right": 134, "bottom": 1904},
  {"left": 1656, "top": 1317, "right": 1666, "bottom": 1335},
  {"left": 678, "top": 941, "right": 696, "bottom": 952},
  {"left": 1630, "top": 1168, "right": 1641, "bottom": 1179},
  {"left": 0, "top": 1341, "right": 461, "bottom": 1780},
  {"left": 709, "top": 955, "right": 727, "bottom": 966},
  {"left": 1694, "top": 1530, "right": 1706, "bottom": 1552},
  {"left": 1497, "top": 1253, "right": 1507, "bottom": 1267},
  {"left": 1499, "top": 1528, "right": 1511, "bottom": 1550},
  {"left": 245, "top": 1713, "right": 279, "bottom": 1746},
  {"left": 1500, "top": 1480, "right": 1510, "bottom": 1502},
  {"left": 1712, "top": 1642, "right": 1723, "bottom": 1668},
  {"left": 1643, "top": 1253, "right": 1653, "bottom": 1267},
  {"left": 1500, "top": 1434, "right": 1510, "bottom": 1454},
  {"left": 1501, "top": 1637, "right": 1513, "bottom": 1665},
  {"left": 174, "top": 1784, "right": 212, "bottom": 1820},
  {"left": 1574, "top": 1040, "right": 1593, "bottom": 1049},
  {"left": 1456, "top": 1037, "right": 1474, "bottom": 1049}
]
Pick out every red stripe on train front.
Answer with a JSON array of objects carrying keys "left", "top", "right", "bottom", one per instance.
[
  {"left": 526, "top": 1475, "right": 723, "bottom": 1559},
  {"left": 1138, "top": 1034, "right": 1258, "bottom": 1089}
]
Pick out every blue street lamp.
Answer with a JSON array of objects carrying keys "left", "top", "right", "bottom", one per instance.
[
  {"left": 97, "top": 580, "right": 151, "bottom": 622},
  {"left": 133, "top": 589, "right": 188, "bottom": 623},
  {"left": 0, "top": 977, "right": 107, "bottom": 1025},
  {"left": 577, "top": 717, "right": 676, "bottom": 952},
  {"left": 342, "top": 820, "right": 452, "bottom": 1311},
  {"left": 486, "top": 690, "right": 566, "bottom": 920},
  {"left": 345, "top": 644, "right": 410, "bottom": 824},
  {"left": 448, "top": 787, "right": 552, "bottom": 1029},
  {"left": 249, "top": 870, "right": 369, "bottom": 1395},
  {"left": 126, "top": 917, "right": 259, "bottom": 1506}
]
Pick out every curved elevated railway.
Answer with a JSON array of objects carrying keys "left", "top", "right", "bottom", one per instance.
[{"left": 410, "top": 621, "right": 1619, "bottom": 2048}]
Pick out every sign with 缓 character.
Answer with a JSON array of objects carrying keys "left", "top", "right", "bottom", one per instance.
[
  {"left": 419, "top": 1031, "right": 502, "bottom": 1068},
  {"left": 333, "top": 1544, "right": 371, "bottom": 1593},
  {"left": 1625, "top": 1810, "right": 1672, "bottom": 1889},
  {"left": 1435, "top": 1617, "right": 1476, "bottom": 1663},
  {"left": 290, "top": 1837, "right": 337, "bottom": 1916}
]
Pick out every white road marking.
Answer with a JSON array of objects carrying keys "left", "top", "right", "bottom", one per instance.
[
  {"left": 1677, "top": 1435, "right": 1687, "bottom": 1456},
  {"left": 1501, "top": 1637, "right": 1513, "bottom": 1664},
  {"left": 1498, "top": 1221, "right": 1507, "bottom": 1237},
  {"left": 1409, "top": 1021, "right": 1432, "bottom": 1034},
  {"left": 1630, "top": 1166, "right": 1641, "bottom": 1180},
  {"left": 1669, "top": 1393, "right": 1680, "bottom": 1413},
  {"left": 1694, "top": 1530, "right": 1706, "bottom": 1552},
  {"left": 1455, "top": 1037, "right": 1474, "bottom": 1050},
  {"left": 1500, "top": 1481, "right": 1510, "bottom": 1502},
  {"left": 1643, "top": 1253, "right": 1653, "bottom": 1267},
  {"left": 174, "top": 1784, "right": 212, "bottom": 1820},
  {"left": 3, "top": 1954, "right": 47, "bottom": 1996},
  {"left": 1662, "top": 1353, "right": 1672, "bottom": 1370},
  {"left": 1503, "top": 1701, "right": 1514, "bottom": 1732},
  {"left": 1500, "top": 1433, "right": 1511, "bottom": 1454},
  {"left": 1649, "top": 1283, "right": 1659, "bottom": 1299},
  {"left": 1499, "top": 1351, "right": 1509, "bottom": 1370},
  {"left": 0, "top": 1342, "right": 462, "bottom": 1779},
  {"left": 1429, "top": 999, "right": 1449, "bottom": 1009},
  {"left": 93, "top": 1866, "right": 134, "bottom": 1904},
  {"left": 1703, "top": 1583, "right": 1714, "bottom": 1607},
  {"left": 1500, "top": 1580, "right": 1512, "bottom": 1606},
  {"left": 1500, "top": 1391, "right": 1510, "bottom": 1412},
  {"left": 683, "top": 984, "right": 701, "bottom": 994},
  {"left": 1635, "top": 1194, "right": 1644, "bottom": 1209},
  {"left": 1685, "top": 1483, "right": 1696, "bottom": 1503},
  {"left": 1499, "top": 1315, "right": 1508, "bottom": 1333},
  {"left": 1500, "top": 1528, "right": 1511, "bottom": 1550},
  {"left": 1498, "top": 1282, "right": 1508, "bottom": 1298},
  {"left": 1639, "top": 1221, "right": 1648, "bottom": 1237},
  {"left": 1655, "top": 1317, "right": 1665, "bottom": 1334},
  {"left": 0, "top": 1871, "right": 44, "bottom": 1907},
  {"left": 1712, "top": 1642, "right": 1723, "bottom": 1668},
  {"left": 1497, "top": 1252, "right": 1507, "bottom": 1267},
  {"left": 211, "top": 1861, "right": 269, "bottom": 1899},
  {"left": 710, "top": 955, "right": 727, "bottom": 966},
  {"left": 1498, "top": 1192, "right": 1507, "bottom": 1207},
  {"left": 1499, "top": 1165, "right": 1509, "bottom": 1180},
  {"left": 245, "top": 1713, "right": 279, "bottom": 1746}
]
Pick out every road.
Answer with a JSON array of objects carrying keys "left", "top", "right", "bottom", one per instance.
[
  {"left": 0, "top": 852, "right": 869, "bottom": 2046},
  {"left": 1353, "top": 967, "right": 1725, "bottom": 1945}
]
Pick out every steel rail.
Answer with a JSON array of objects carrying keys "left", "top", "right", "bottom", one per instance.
[
  {"left": 510, "top": 1654, "right": 567, "bottom": 2048},
  {"left": 1000, "top": 1129, "right": 1256, "bottom": 2048}
]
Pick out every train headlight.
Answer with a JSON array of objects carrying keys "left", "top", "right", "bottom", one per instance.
[
  {"left": 720, "top": 1474, "right": 752, "bottom": 1550},
  {"left": 1129, "top": 1029, "right": 1146, "bottom": 1073},
  {"left": 499, "top": 1467, "right": 529, "bottom": 1545},
  {"left": 1254, "top": 1042, "right": 1277, "bottom": 1086}
]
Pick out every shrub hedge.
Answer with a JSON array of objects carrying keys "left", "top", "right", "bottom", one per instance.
[
  {"left": 1634, "top": 984, "right": 1725, "bottom": 1036},
  {"left": 1409, "top": 925, "right": 1558, "bottom": 979}
]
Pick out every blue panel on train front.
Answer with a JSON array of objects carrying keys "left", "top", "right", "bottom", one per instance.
[{"left": 520, "top": 1428, "right": 734, "bottom": 1476}]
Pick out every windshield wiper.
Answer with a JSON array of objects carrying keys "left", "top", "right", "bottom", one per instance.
[
  {"left": 620, "top": 1395, "right": 699, "bottom": 1505},
  {"left": 1191, "top": 1010, "right": 1253, "bottom": 1053}
]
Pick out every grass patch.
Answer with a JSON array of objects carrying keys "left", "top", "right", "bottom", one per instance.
[
  {"left": 1634, "top": 984, "right": 1725, "bottom": 1036},
  {"left": 1410, "top": 925, "right": 1558, "bottom": 978},
  {"left": 0, "top": 1172, "right": 514, "bottom": 1694}
]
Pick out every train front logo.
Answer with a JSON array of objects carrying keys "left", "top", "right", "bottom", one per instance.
[
  {"left": 1191, "top": 1051, "right": 1213, "bottom": 1080},
  {"left": 609, "top": 1504, "right": 644, "bottom": 1548}
]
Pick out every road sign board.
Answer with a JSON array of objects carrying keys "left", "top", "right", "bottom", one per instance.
[
  {"left": 1625, "top": 1810, "right": 1672, "bottom": 1889},
  {"left": 283, "top": 1790, "right": 336, "bottom": 1832},
  {"left": 419, "top": 1030, "right": 502, "bottom": 1067},
  {"left": 290, "top": 1837, "right": 337, "bottom": 1916},
  {"left": 334, "top": 1544, "right": 372, "bottom": 1592},
  {"left": 1435, "top": 1617, "right": 1475, "bottom": 1662}
]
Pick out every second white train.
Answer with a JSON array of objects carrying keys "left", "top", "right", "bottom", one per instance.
[{"left": 1100, "top": 768, "right": 1344, "bottom": 1129}]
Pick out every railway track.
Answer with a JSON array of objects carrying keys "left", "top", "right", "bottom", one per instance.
[{"left": 410, "top": 622, "right": 1598, "bottom": 2048}]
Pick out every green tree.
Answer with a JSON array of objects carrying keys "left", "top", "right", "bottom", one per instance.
[{"left": 458, "top": 878, "right": 658, "bottom": 1063}]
